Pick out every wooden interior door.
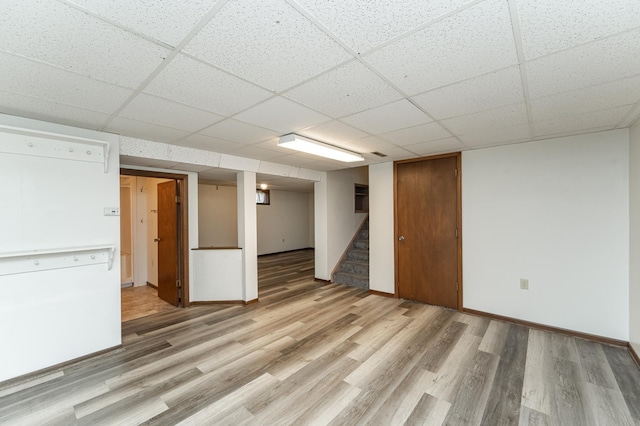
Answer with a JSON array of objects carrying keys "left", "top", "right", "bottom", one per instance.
[
  {"left": 396, "top": 155, "right": 459, "bottom": 309},
  {"left": 157, "top": 180, "right": 180, "bottom": 306}
]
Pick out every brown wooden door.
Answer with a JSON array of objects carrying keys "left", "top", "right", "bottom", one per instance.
[
  {"left": 396, "top": 155, "right": 459, "bottom": 309},
  {"left": 157, "top": 180, "right": 180, "bottom": 306}
]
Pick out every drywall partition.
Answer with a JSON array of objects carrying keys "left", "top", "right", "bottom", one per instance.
[
  {"left": 327, "top": 167, "right": 369, "bottom": 275},
  {"left": 463, "top": 130, "right": 629, "bottom": 340},
  {"left": 369, "top": 162, "right": 395, "bottom": 294},
  {"left": 257, "top": 190, "right": 311, "bottom": 255},
  {"left": 238, "top": 171, "right": 258, "bottom": 302},
  {"left": 630, "top": 121, "right": 640, "bottom": 355},
  {"left": 198, "top": 184, "right": 238, "bottom": 247},
  {"left": 315, "top": 176, "right": 329, "bottom": 280},
  {"left": 0, "top": 114, "right": 120, "bottom": 381}
]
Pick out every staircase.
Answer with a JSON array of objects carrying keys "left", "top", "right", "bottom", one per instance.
[{"left": 333, "top": 218, "right": 369, "bottom": 289}]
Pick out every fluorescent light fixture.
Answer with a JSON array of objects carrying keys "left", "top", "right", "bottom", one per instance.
[{"left": 278, "top": 134, "right": 364, "bottom": 162}]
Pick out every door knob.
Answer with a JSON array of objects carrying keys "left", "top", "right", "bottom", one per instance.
[
  {"left": 398, "top": 235, "right": 405, "bottom": 241},
  {"left": 154, "top": 238, "right": 161, "bottom": 242}
]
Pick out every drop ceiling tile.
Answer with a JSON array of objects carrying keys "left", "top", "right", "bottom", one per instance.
[
  {"left": 284, "top": 60, "right": 403, "bottom": 118},
  {"left": 441, "top": 103, "right": 529, "bottom": 136},
  {"left": 380, "top": 122, "right": 452, "bottom": 146},
  {"left": 66, "top": 0, "right": 218, "bottom": 47},
  {"left": 0, "top": 89, "right": 111, "bottom": 130},
  {"left": 530, "top": 76, "right": 640, "bottom": 122},
  {"left": 517, "top": 0, "right": 640, "bottom": 60},
  {"left": 178, "top": 134, "right": 245, "bottom": 154},
  {"left": 119, "top": 94, "right": 224, "bottom": 132},
  {"left": 403, "top": 137, "right": 465, "bottom": 156},
  {"left": 0, "top": 0, "right": 169, "bottom": 88},
  {"left": 339, "top": 136, "right": 397, "bottom": 153},
  {"left": 298, "top": 121, "right": 368, "bottom": 146},
  {"left": 234, "top": 97, "right": 331, "bottom": 134},
  {"left": 364, "top": 0, "right": 518, "bottom": 95},
  {"left": 341, "top": 100, "right": 432, "bottom": 135},
  {"left": 104, "top": 117, "right": 190, "bottom": 143},
  {"left": 532, "top": 106, "right": 631, "bottom": 138},
  {"left": 144, "top": 55, "right": 272, "bottom": 116},
  {"left": 526, "top": 29, "right": 640, "bottom": 99},
  {"left": 184, "top": 0, "right": 351, "bottom": 92},
  {"left": 0, "top": 51, "right": 133, "bottom": 113},
  {"left": 200, "top": 119, "right": 278, "bottom": 144},
  {"left": 365, "top": 146, "right": 416, "bottom": 161},
  {"left": 457, "top": 123, "right": 531, "bottom": 147},
  {"left": 412, "top": 66, "right": 525, "bottom": 120},
  {"left": 229, "top": 145, "right": 289, "bottom": 161},
  {"left": 295, "top": 0, "right": 475, "bottom": 53}
]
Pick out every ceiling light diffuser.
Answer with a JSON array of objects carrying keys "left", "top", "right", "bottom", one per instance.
[{"left": 277, "top": 134, "right": 364, "bottom": 163}]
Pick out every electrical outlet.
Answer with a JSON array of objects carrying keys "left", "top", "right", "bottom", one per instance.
[
  {"left": 520, "top": 278, "right": 529, "bottom": 290},
  {"left": 104, "top": 207, "right": 120, "bottom": 216}
]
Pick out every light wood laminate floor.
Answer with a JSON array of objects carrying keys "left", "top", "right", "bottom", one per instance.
[{"left": 1, "top": 249, "right": 639, "bottom": 425}]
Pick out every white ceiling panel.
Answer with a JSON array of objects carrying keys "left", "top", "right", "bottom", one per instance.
[
  {"left": 532, "top": 106, "right": 631, "bottom": 138},
  {"left": 339, "top": 136, "right": 397, "bottom": 154},
  {"left": 65, "top": 0, "right": 218, "bottom": 47},
  {"left": 119, "top": 94, "right": 224, "bottom": 132},
  {"left": 457, "top": 123, "right": 531, "bottom": 147},
  {"left": 0, "top": 89, "right": 111, "bottom": 130},
  {"left": 104, "top": 117, "right": 190, "bottom": 143},
  {"left": 234, "top": 97, "right": 331, "bottom": 134},
  {"left": 404, "top": 137, "right": 465, "bottom": 156},
  {"left": 412, "top": 66, "right": 525, "bottom": 120},
  {"left": 179, "top": 133, "right": 246, "bottom": 153},
  {"left": 284, "top": 60, "right": 403, "bottom": 118},
  {"left": 298, "top": 121, "right": 368, "bottom": 146},
  {"left": 530, "top": 76, "right": 640, "bottom": 123},
  {"left": 526, "top": 29, "right": 640, "bottom": 99},
  {"left": 200, "top": 119, "right": 279, "bottom": 145},
  {"left": 229, "top": 145, "right": 289, "bottom": 161},
  {"left": 0, "top": 51, "right": 133, "bottom": 114},
  {"left": 442, "top": 103, "right": 529, "bottom": 136},
  {"left": 294, "top": 0, "right": 475, "bottom": 54},
  {"left": 364, "top": 0, "right": 518, "bottom": 95},
  {"left": 341, "top": 100, "right": 432, "bottom": 135},
  {"left": 144, "top": 54, "right": 272, "bottom": 116},
  {"left": 381, "top": 122, "right": 452, "bottom": 146},
  {"left": 0, "top": 0, "right": 169, "bottom": 88},
  {"left": 517, "top": 0, "right": 640, "bottom": 60},
  {"left": 184, "top": 0, "right": 351, "bottom": 92}
]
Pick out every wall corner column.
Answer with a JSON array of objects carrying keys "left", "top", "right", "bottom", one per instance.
[
  {"left": 314, "top": 174, "right": 329, "bottom": 280},
  {"left": 237, "top": 171, "right": 258, "bottom": 302}
]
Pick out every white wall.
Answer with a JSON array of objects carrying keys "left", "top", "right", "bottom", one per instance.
[
  {"left": 327, "top": 167, "right": 369, "bottom": 275},
  {"left": 198, "top": 184, "right": 238, "bottom": 247},
  {"left": 315, "top": 176, "right": 329, "bottom": 280},
  {"left": 463, "top": 130, "right": 629, "bottom": 340},
  {"left": 257, "top": 190, "right": 311, "bottom": 255},
  {"left": 237, "top": 172, "right": 258, "bottom": 302},
  {"left": 0, "top": 114, "right": 121, "bottom": 381},
  {"left": 369, "top": 162, "right": 395, "bottom": 294},
  {"left": 629, "top": 120, "right": 640, "bottom": 354}
]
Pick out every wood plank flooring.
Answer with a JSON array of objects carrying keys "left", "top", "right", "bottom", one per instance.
[{"left": 1, "top": 249, "right": 639, "bottom": 425}]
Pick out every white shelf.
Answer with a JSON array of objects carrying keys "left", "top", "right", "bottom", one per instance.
[
  {"left": 0, "top": 245, "right": 116, "bottom": 276},
  {"left": 0, "top": 124, "right": 111, "bottom": 172}
]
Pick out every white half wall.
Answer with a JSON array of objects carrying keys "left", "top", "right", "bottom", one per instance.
[
  {"left": 198, "top": 184, "right": 238, "bottom": 247},
  {"left": 369, "top": 162, "right": 395, "bottom": 294},
  {"left": 462, "top": 130, "right": 629, "bottom": 340},
  {"left": 630, "top": 120, "right": 640, "bottom": 354},
  {"left": 0, "top": 114, "right": 121, "bottom": 381},
  {"left": 257, "top": 190, "right": 311, "bottom": 255}
]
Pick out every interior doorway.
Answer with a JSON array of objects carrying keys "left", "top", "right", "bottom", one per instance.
[
  {"left": 119, "top": 169, "right": 190, "bottom": 321},
  {"left": 394, "top": 153, "right": 462, "bottom": 310}
]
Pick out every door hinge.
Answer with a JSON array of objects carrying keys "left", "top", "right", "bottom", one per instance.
[
  {"left": 454, "top": 168, "right": 458, "bottom": 177},
  {"left": 456, "top": 282, "right": 459, "bottom": 292},
  {"left": 455, "top": 228, "right": 458, "bottom": 238},
  {"left": 176, "top": 280, "right": 181, "bottom": 288},
  {"left": 175, "top": 195, "right": 181, "bottom": 203}
]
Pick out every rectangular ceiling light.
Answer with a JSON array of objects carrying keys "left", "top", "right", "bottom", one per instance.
[{"left": 278, "top": 134, "right": 364, "bottom": 162}]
